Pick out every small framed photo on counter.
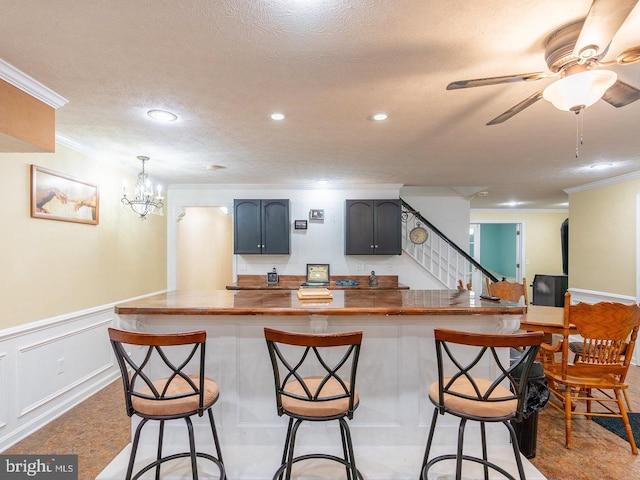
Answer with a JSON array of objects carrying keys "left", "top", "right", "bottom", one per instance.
[
  {"left": 306, "top": 263, "right": 330, "bottom": 283},
  {"left": 294, "top": 219, "right": 308, "bottom": 230},
  {"left": 267, "top": 267, "right": 279, "bottom": 285}
]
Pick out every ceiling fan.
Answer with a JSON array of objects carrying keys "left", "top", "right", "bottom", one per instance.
[{"left": 448, "top": 0, "right": 640, "bottom": 125}]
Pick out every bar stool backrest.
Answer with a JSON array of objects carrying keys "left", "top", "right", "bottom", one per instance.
[
  {"left": 108, "top": 328, "right": 208, "bottom": 417},
  {"left": 433, "top": 328, "right": 544, "bottom": 422},
  {"left": 264, "top": 327, "right": 363, "bottom": 420}
]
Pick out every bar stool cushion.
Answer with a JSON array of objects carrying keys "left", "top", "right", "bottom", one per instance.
[
  {"left": 282, "top": 376, "right": 359, "bottom": 417},
  {"left": 132, "top": 375, "right": 220, "bottom": 416},
  {"left": 428, "top": 376, "right": 517, "bottom": 418}
]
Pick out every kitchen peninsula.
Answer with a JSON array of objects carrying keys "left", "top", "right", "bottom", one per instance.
[{"left": 102, "top": 289, "right": 544, "bottom": 480}]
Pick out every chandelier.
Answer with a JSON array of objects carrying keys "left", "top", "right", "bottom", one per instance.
[{"left": 121, "top": 156, "right": 164, "bottom": 219}]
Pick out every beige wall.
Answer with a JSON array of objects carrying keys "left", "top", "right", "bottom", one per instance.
[
  {"left": 0, "top": 144, "right": 167, "bottom": 329},
  {"left": 470, "top": 210, "right": 568, "bottom": 301},
  {"left": 177, "top": 207, "right": 233, "bottom": 290},
  {"left": 568, "top": 177, "right": 639, "bottom": 296}
]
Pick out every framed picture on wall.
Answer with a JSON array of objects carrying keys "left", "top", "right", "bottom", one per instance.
[
  {"left": 309, "top": 209, "right": 324, "bottom": 220},
  {"left": 30, "top": 165, "right": 99, "bottom": 225},
  {"left": 294, "top": 220, "right": 308, "bottom": 230}
]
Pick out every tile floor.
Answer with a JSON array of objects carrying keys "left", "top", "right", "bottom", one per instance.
[{"left": 4, "top": 367, "right": 640, "bottom": 479}]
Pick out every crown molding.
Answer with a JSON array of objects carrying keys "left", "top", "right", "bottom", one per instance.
[
  {"left": 168, "top": 183, "right": 404, "bottom": 191},
  {"left": 471, "top": 208, "right": 568, "bottom": 214},
  {"left": 564, "top": 170, "right": 640, "bottom": 194},
  {"left": 0, "top": 59, "right": 68, "bottom": 109},
  {"left": 55, "top": 133, "right": 97, "bottom": 158}
]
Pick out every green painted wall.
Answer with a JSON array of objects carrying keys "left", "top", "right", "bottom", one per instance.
[{"left": 480, "top": 223, "right": 517, "bottom": 279}]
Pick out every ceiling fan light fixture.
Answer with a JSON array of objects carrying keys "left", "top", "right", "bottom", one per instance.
[{"left": 542, "top": 69, "right": 617, "bottom": 111}]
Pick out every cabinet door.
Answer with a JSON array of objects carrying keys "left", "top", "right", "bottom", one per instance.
[
  {"left": 345, "top": 200, "right": 374, "bottom": 255},
  {"left": 262, "top": 199, "right": 290, "bottom": 254},
  {"left": 373, "top": 199, "right": 402, "bottom": 255},
  {"left": 234, "top": 199, "right": 262, "bottom": 254}
]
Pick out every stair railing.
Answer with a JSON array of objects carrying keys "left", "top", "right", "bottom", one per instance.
[{"left": 401, "top": 199, "right": 498, "bottom": 291}]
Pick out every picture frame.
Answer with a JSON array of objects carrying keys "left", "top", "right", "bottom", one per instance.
[
  {"left": 306, "top": 263, "right": 330, "bottom": 283},
  {"left": 294, "top": 219, "right": 308, "bottom": 230},
  {"left": 309, "top": 209, "right": 324, "bottom": 220},
  {"left": 30, "top": 165, "right": 99, "bottom": 225},
  {"left": 267, "top": 271, "right": 279, "bottom": 285}
]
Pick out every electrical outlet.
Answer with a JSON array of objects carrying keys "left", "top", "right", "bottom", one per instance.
[{"left": 57, "top": 357, "right": 64, "bottom": 374}]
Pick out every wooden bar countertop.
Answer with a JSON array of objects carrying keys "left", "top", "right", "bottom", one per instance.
[
  {"left": 115, "top": 289, "right": 525, "bottom": 316},
  {"left": 226, "top": 274, "right": 409, "bottom": 290}
]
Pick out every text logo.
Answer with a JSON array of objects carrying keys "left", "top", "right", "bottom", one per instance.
[{"left": 0, "top": 455, "right": 77, "bottom": 479}]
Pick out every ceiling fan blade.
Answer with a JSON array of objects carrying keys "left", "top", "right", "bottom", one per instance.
[
  {"left": 601, "top": 79, "right": 640, "bottom": 106},
  {"left": 574, "top": 0, "right": 639, "bottom": 59},
  {"left": 446, "top": 72, "right": 550, "bottom": 90},
  {"left": 486, "top": 90, "right": 544, "bottom": 126}
]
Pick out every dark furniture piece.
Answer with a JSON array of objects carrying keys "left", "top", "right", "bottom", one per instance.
[
  {"left": 345, "top": 199, "right": 401, "bottom": 255},
  {"left": 531, "top": 274, "right": 568, "bottom": 307},
  {"left": 234, "top": 199, "right": 290, "bottom": 254},
  {"left": 264, "top": 327, "right": 364, "bottom": 480},
  {"left": 420, "top": 328, "right": 544, "bottom": 480},
  {"left": 108, "top": 328, "right": 226, "bottom": 480}
]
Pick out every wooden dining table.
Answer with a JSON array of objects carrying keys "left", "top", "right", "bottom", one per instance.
[{"left": 519, "top": 304, "right": 578, "bottom": 341}]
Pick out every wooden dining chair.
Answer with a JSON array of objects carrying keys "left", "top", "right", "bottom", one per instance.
[
  {"left": 539, "top": 293, "right": 640, "bottom": 454},
  {"left": 486, "top": 277, "right": 528, "bottom": 305},
  {"left": 569, "top": 340, "right": 633, "bottom": 411}
]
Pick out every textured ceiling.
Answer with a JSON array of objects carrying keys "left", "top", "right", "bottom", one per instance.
[{"left": 1, "top": 0, "right": 639, "bottom": 208}]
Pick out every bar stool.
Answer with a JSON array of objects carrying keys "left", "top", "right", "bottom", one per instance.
[
  {"left": 420, "top": 328, "right": 544, "bottom": 480},
  {"left": 264, "top": 327, "right": 364, "bottom": 480},
  {"left": 108, "top": 328, "right": 226, "bottom": 480}
]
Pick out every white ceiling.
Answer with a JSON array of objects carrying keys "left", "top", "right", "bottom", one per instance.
[{"left": 1, "top": 0, "right": 639, "bottom": 209}]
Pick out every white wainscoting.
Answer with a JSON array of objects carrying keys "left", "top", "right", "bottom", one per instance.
[{"left": 0, "top": 292, "right": 164, "bottom": 452}]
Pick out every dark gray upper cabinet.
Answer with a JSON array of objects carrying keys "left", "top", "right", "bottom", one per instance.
[
  {"left": 345, "top": 199, "right": 402, "bottom": 255},
  {"left": 234, "top": 199, "right": 290, "bottom": 254}
]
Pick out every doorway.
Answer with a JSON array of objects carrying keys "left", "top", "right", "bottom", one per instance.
[
  {"left": 470, "top": 222, "right": 523, "bottom": 288},
  {"left": 176, "top": 206, "right": 233, "bottom": 290}
]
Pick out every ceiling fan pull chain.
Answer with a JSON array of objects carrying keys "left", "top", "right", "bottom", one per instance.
[{"left": 575, "top": 108, "right": 584, "bottom": 158}]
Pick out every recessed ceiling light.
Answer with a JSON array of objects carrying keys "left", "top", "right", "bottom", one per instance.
[
  {"left": 370, "top": 113, "right": 388, "bottom": 121},
  {"left": 270, "top": 112, "right": 286, "bottom": 121},
  {"left": 147, "top": 109, "right": 178, "bottom": 122},
  {"left": 589, "top": 162, "right": 613, "bottom": 170}
]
